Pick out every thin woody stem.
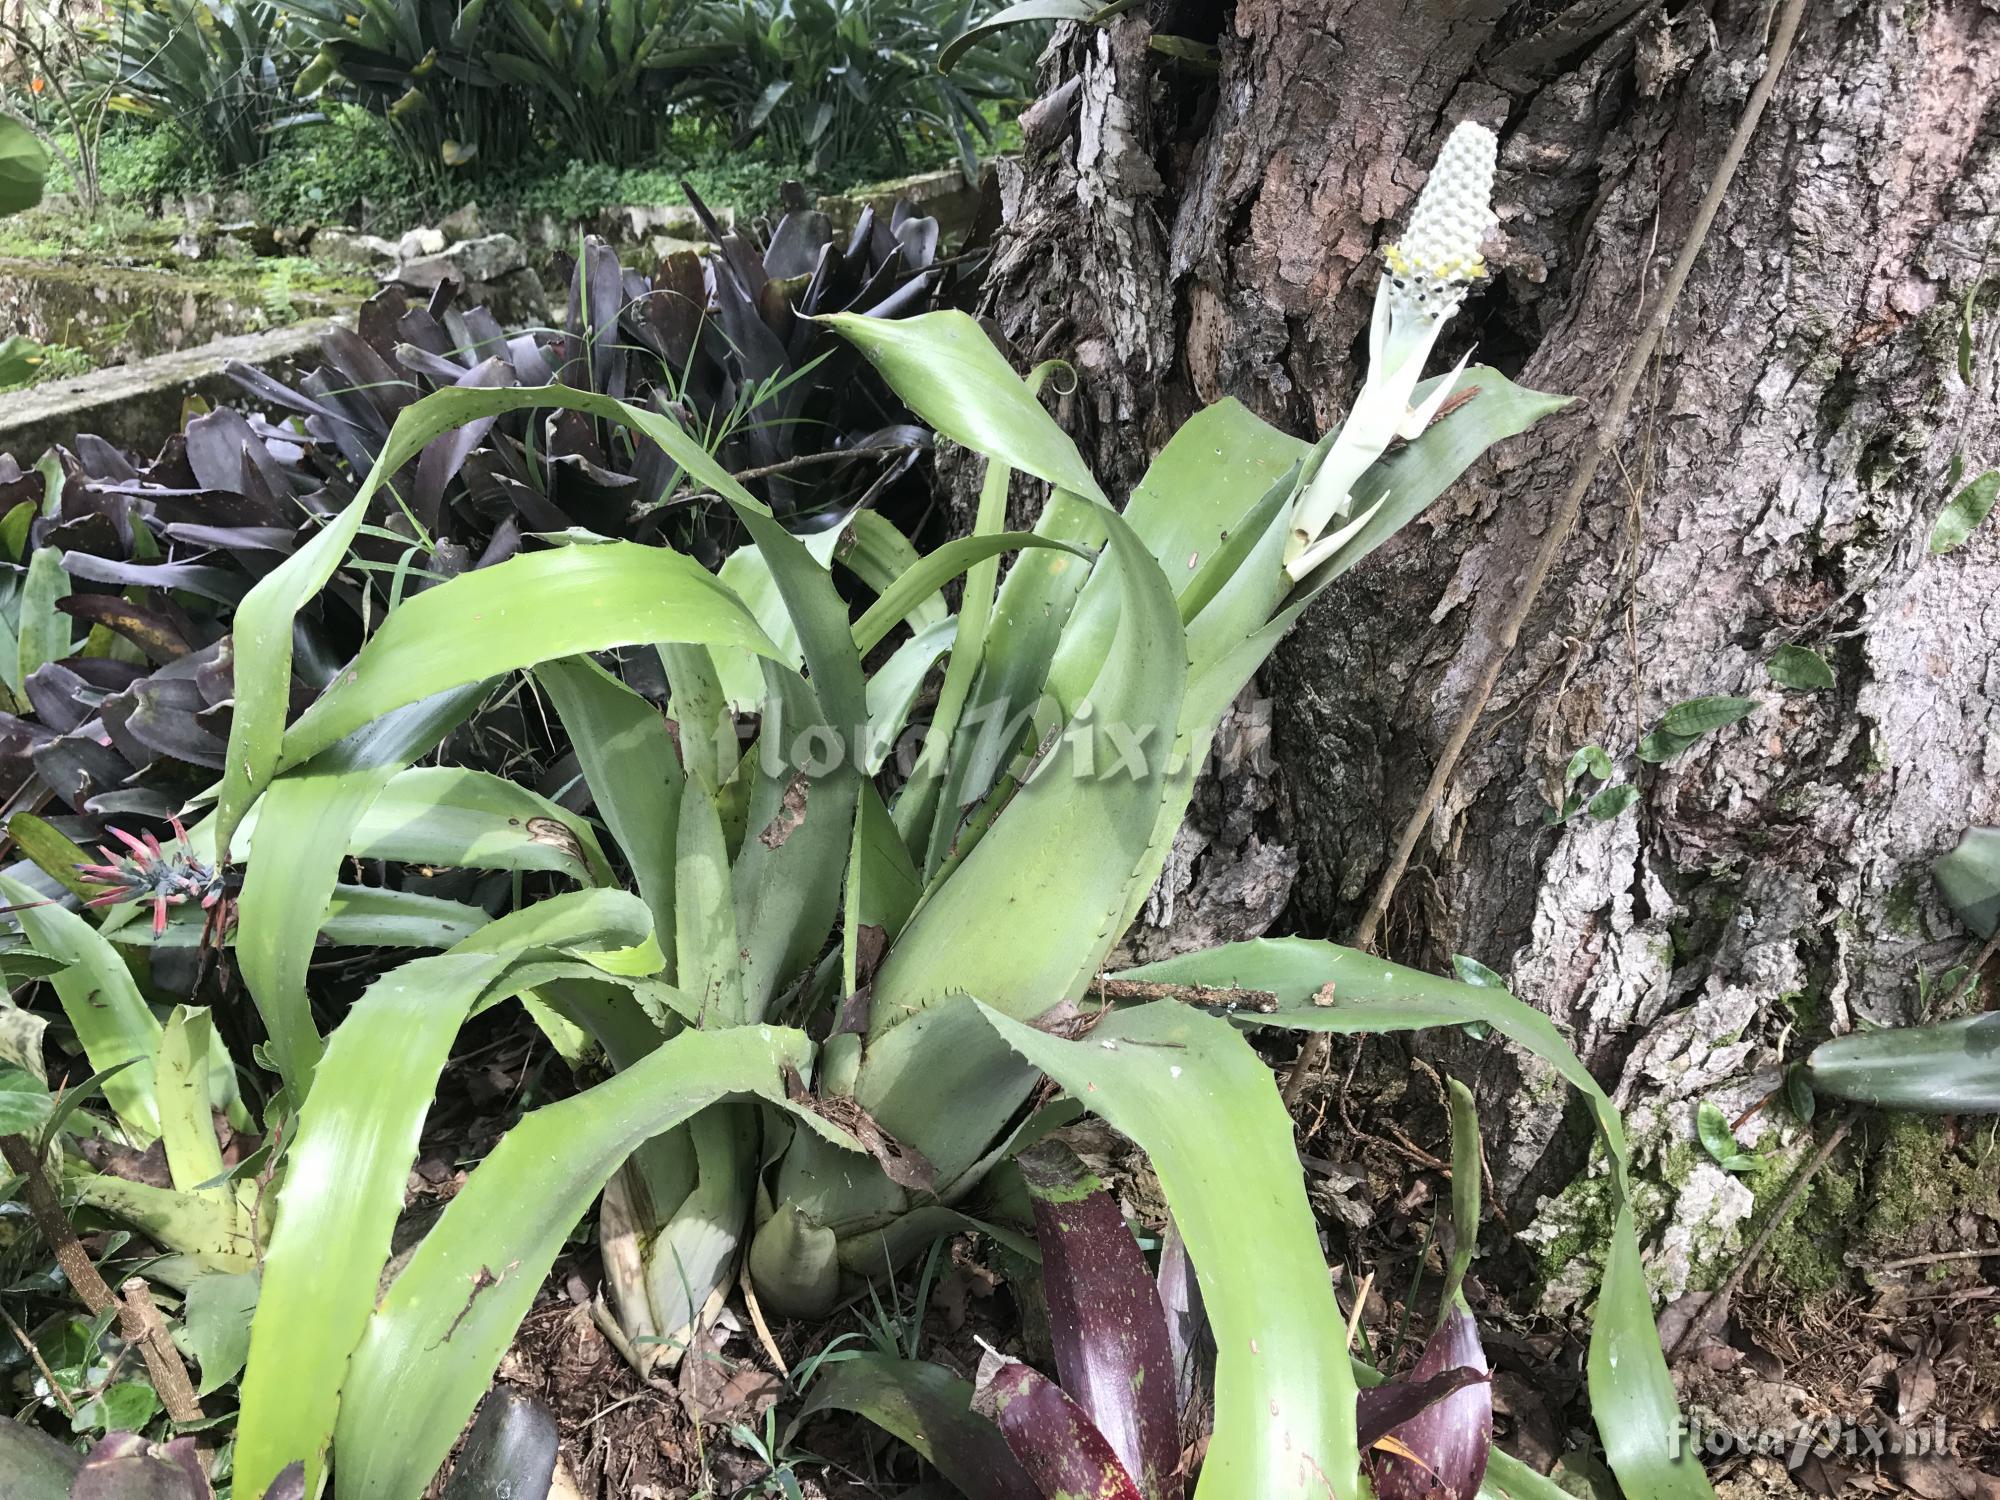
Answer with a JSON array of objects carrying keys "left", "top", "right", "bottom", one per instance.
[{"left": 0, "top": 1135, "right": 205, "bottom": 1423}]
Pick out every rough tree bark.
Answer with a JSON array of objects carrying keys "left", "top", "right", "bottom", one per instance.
[{"left": 979, "top": 0, "right": 2000, "bottom": 1299}]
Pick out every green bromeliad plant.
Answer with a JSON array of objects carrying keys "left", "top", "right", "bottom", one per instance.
[{"left": 5, "top": 124, "right": 1717, "bottom": 1499}]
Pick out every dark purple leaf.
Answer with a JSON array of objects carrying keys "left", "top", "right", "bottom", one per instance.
[
  {"left": 1364, "top": 1304, "right": 1493, "bottom": 1500},
  {"left": 110, "top": 668, "right": 231, "bottom": 769},
  {"left": 394, "top": 303, "right": 455, "bottom": 362},
  {"left": 52, "top": 657, "right": 150, "bottom": 692},
  {"left": 87, "top": 785, "right": 187, "bottom": 821},
  {"left": 72, "top": 1432, "right": 210, "bottom": 1500},
  {"left": 843, "top": 203, "right": 877, "bottom": 266},
  {"left": 1354, "top": 1367, "right": 1488, "bottom": 1448},
  {"left": 184, "top": 407, "right": 278, "bottom": 498},
  {"left": 439, "top": 1388, "right": 557, "bottom": 1500},
  {"left": 56, "top": 595, "right": 196, "bottom": 664},
  {"left": 24, "top": 662, "right": 98, "bottom": 733},
  {"left": 864, "top": 269, "right": 940, "bottom": 323},
  {"left": 0, "top": 712, "right": 55, "bottom": 764},
  {"left": 392, "top": 340, "right": 479, "bottom": 387},
  {"left": 504, "top": 332, "right": 556, "bottom": 388},
  {"left": 73, "top": 436, "right": 140, "bottom": 484},
  {"left": 973, "top": 1350, "right": 1146, "bottom": 1500},
  {"left": 226, "top": 358, "right": 343, "bottom": 423},
  {"left": 32, "top": 724, "right": 132, "bottom": 812},
  {"left": 474, "top": 517, "right": 522, "bottom": 571},
  {"left": 0, "top": 1411, "right": 83, "bottom": 1496},
  {"left": 893, "top": 209, "right": 941, "bottom": 272},
  {"left": 147, "top": 479, "right": 295, "bottom": 527},
  {"left": 415, "top": 356, "right": 517, "bottom": 529},
  {"left": 42, "top": 508, "right": 126, "bottom": 559},
  {"left": 161, "top": 524, "right": 297, "bottom": 556},
  {"left": 320, "top": 325, "right": 419, "bottom": 425},
  {"left": 298, "top": 370, "right": 391, "bottom": 479},
  {"left": 446, "top": 305, "right": 508, "bottom": 365},
  {"left": 259, "top": 1463, "right": 306, "bottom": 1500},
  {"left": 61, "top": 552, "right": 248, "bottom": 606},
  {"left": 1019, "top": 1141, "right": 1182, "bottom": 1500},
  {"left": 766, "top": 204, "right": 834, "bottom": 281}
]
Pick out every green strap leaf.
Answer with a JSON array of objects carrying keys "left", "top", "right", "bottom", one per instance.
[
  {"left": 872, "top": 509, "right": 1181, "bottom": 1079},
  {"left": 795, "top": 1354, "right": 1038, "bottom": 1500},
  {"left": 676, "top": 776, "right": 744, "bottom": 1025},
  {"left": 1930, "top": 468, "right": 1999, "bottom": 554},
  {"left": 862, "top": 617, "right": 956, "bottom": 776},
  {"left": 937, "top": 0, "right": 1095, "bottom": 73},
  {"left": 18, "top": 547, "right": 72, "bottom": 687},
  {"left": 1187, "top": 367, "right": 1570, "bottom": 733},
  {"left": 819, "top": 311, "right": 1107, "bottom": 503},
  {"left": 214, "top": 378, "right": 821, "bottom": 860},
  {"left": 0, "top": 115, "right": 50, "bottom": 216},
  {"left": 6, "top": 813, "right": 101, "bottom": 902},
  {"left": 1807, "top": 1013, "right": 2000, "bottom": 1112},
  {"left": 850, "top": 531, "right": 1088, "bottom": 656},
  {"left": 1443, "top": 1075, "right": 1480, "bottom": 1310},
  {"left": 230, "top": 687, "right": 486, "bottom": 1099},
  {"left": 233, "top": 953, "right": 511, "bottom": 1498},
  {"left": 155, "top": 1008, "right": 226, "bottom": 1195},
  {"left": 978, "top": 1000, "right": 1359, "bottom": 1500},
  {"left": 1935, "top": 826, "right": 2000, "bottom": 939},
  {"left": 835, "top": 510, "right": 949, "bottom": 632},
  {"left": 870, "top": 501, "right": 1186, "bottom": 1039},
  {"left": 1291, "top": 368, "right": 1573, "bottom": 590},
  {"left": 0, "top": 874, "right": 161, "bottom": 1142},
  {"left": 326, "top": 766, "right": 613, "bottom": 882},
  {"left": 233, "top": 890, "right": 657, "bottom": 1499},
  {"left": 279, "top": 542, "right": 782, "bottom": 769},
  {"left": 535, "top": 657, "right": 683, "bottom": 959},
  {"left": 1115, "top": 939, "right": 1715, "bottom": 1500},
  {"left": 332, "top": 1024, "right": 826, "bottom": 1500}
]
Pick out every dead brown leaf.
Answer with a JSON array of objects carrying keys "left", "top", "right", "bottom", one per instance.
[
  {"left": 1890, "top": 1454, "right": 2000, "bottom": 1500},
  {"left": 756, "top": 773, "right": 810, "bottom": 848}
]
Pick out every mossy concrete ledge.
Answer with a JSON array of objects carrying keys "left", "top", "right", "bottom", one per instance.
[{"left": 0, "top": 319, "right": 343, "bottom": 459}]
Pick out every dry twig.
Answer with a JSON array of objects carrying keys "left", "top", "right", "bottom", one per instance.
[
  {"left": 1667, "top": 1113, "right": 1852, "bottom": 1366},
  {"left": 0, "top": 1134, "right": 205, "bottom": 1423}
]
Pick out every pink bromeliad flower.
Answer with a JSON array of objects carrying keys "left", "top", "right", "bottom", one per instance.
[{"left": 76, "top": 817, "right": 230, "bottom": 942}]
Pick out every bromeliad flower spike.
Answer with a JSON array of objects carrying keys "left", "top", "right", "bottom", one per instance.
[
  {"left": 1286, "top": 120, "right": 1500, "bottom": 579},
  {"left": 76, "top": 818, "right": 232, "bottom": 941}
]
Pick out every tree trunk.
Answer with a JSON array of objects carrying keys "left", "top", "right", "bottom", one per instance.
[{"left": 981, "top": 0, "right": 2000, "bottom": 1297}]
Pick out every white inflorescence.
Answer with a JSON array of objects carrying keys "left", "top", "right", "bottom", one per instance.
[{"left": 1382, "top": 121, "right": 1497, "bottom": 326}]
